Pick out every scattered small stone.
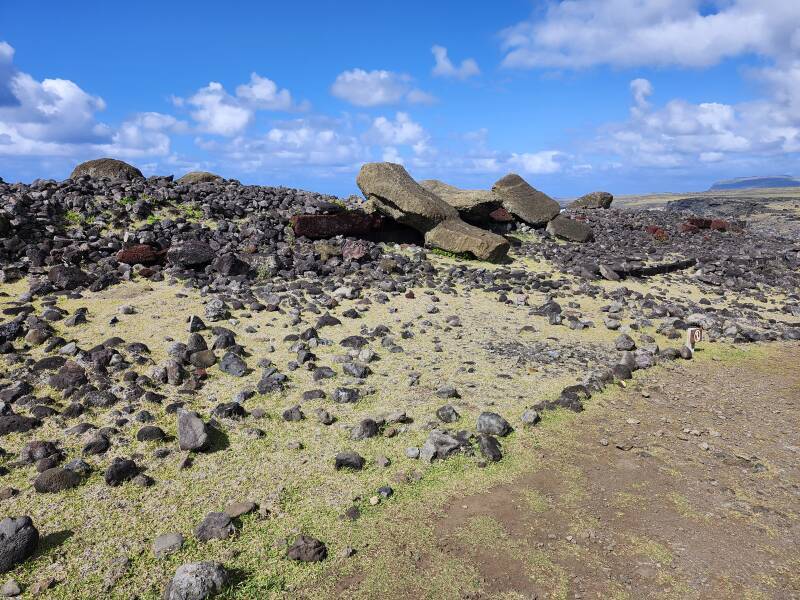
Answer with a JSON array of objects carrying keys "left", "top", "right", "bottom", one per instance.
[
  {"left": 286, "top": 535, "right": 327, "bottom": 562},
  {"left": 153, "top": 533, "right": 184, "bottom": 558}
]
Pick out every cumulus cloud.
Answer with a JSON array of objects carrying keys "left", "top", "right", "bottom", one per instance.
[
  {"left": 110, "top": 112, "right": 188, "bottom": 157},
  {"left": 186, "top": 82, "right": 253, "bottom": 136},
  {"left": 206, "top": 117, "right": 367, "bottom": 173},
  {"left": 235, "top": 73, "right": 299, "bottom": 111},
  {"left": 0, "top": 41, "right": 112, "bottom": 156},
  {"left": 509, "top": 150, "right": 567, "bottom": 174},
  {"left": 431, "top": 45, "right": 480, "bottom": 79},
  {"left": 180, "top": 73, "right": 305, "bottom": 136},
  {"left": 366, "top": 112, "right": 426, "bottom": 145},
  {"left": 331, "top": 68, "right": 434, "bottom": 107},
  {"left": 630, "top": 78, "right": 653, "bottom": 110},
  {"left": 500, "top": 0, "right": 800, "bottom": 69},
  {"left": 0, "top": 39, "right": 189, "bottom": 165},
  {"left": 598, "top": 76, "right": 800, "bottom": 168}
]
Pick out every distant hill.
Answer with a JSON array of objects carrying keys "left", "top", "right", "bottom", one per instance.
[{"left": 709, "top": 175, "right": 800, "bottom": 190}]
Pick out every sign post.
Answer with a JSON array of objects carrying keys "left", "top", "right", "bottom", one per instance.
[{"left": 685, "top": 327, "right": 703, "bottom": 356}]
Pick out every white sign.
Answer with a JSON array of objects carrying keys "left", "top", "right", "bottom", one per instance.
[{"left": 685, "top": 327, "right": 703, "bottom": 355}]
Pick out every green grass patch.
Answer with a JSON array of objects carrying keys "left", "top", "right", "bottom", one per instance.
[{"left": 430, "top": 247, "right": 476, "bottom": 260}]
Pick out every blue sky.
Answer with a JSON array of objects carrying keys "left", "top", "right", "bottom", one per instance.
[{"left": 1, "top": 0, "right": 798, "bottom": 197}]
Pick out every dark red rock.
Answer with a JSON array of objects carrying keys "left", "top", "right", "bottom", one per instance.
[
  {"left": 710, "top": 219, "right": 737, "bottom": 232},
  {"left": 645, "top": 225, "right": 669, "bottom": 240},
  {"left": 488, "top": 207, "right": 513, "bottom": 223},
  {"left": 685, "top": 217, "right": 712, "bottom": 229},
  {"left": 116, "top": 245, "right": 163, "bottom": 265},
  {"left": 290, "top": 213, "right": 383, "bottom": 240}
]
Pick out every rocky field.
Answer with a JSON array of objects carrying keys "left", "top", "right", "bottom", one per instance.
[{"left": 0, "top": 158, "right": 798, "bottom": 598}]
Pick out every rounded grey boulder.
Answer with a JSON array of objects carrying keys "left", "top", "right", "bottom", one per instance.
[
  {"left": 0, "top": 516, "right": 38, "bottom": 574},
  {"left": 163, "top": 561, "right": 228, "bottom": 600},
  {"left": 476, "top": 412, "right": 513, "bottom": 437},
  {"left": 69, "top": 158, "right": 143, "bottom": 181},
  {"left": 177, "top": 410, "right": 209, "bottom": 451}
]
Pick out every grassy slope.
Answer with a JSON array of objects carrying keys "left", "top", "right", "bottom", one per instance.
[{"left": 0, "top": 243, "right": 796, "bottom": 598}]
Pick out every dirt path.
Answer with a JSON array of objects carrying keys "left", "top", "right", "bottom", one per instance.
[{"left": 323, "top": 343, "right": 800, "bottom": 599}]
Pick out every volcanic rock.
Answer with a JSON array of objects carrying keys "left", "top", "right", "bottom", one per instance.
[
  {"left": 492, "top": 173, "right": 560, "bottom": 226},
  {"left": 569, "top": 191, "right": 613, "bottom": 209},
  {"left": 163, "top": 562, "right": 228, "bottom": 600},
  {"left": 357, "top": 162, "right": 458, "bottom": 231},
  {"left": 116, "top": 244, "right": 163, "bottom": 266},
  {"left": 167, "top": 241, "right": 216, "bottom": 269},
  {"left": 177, "top": 171, "right": 221, "bottom": 184},
  {"left": 476, "top": 412, "right": 513, "bottom": 436},
  {"left": 286, "top": 535, "right": 327, "bottom": 562},
  {"left": 290, "top": 213, "right": 383, "bottom": 239},
  {"left": 419, "top": 180, "right": 503, "bottom": 223},
  {"left": 546, "top": 215, "right": 594, "bottom": 242},
  {"left": 424, "top": 219, "right": 510, "bottom": 262},
  {"left": 70, "top": 158, "right": 143, "bottom": 180},
  {"left": 0, "top": 516, "right": 38, "bottom": 574},
  {"left": 177, "top": 410, "right": 209, "bottom": 451}
]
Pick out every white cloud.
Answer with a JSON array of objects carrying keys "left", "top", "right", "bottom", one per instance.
[
  {"left": 367, "top": 112, "right": 426, "bottom": 145},
  {"left": 598, "top": 76, "right": 800, "bottom": 168},
  {"left": 235, "top": 72, "right": 301, "bottom": 111},
  {"left": 431, "top": 45, "right": 480, "bottom": 79},
  {"left": 0, "top": 40, "right": 185, "bottom": 167},
  {"left": 186, "top": 82, "right": 253, "bottom": 136},
  {"left": 110, "top": 112, "right": 188, "bottom": 157},
  {"left": 630, "top": 78, "right": 653, "bottom": 110},
  {"left": 405, "top": 88, "right": 437, "bottom": 105},
  {"left": 207, "top": 117, "right": 367, "bottom": 173},
  {"left": 509, "top": 150, "right": 567, "bottom": 174},
  {"left": 500, "top": 0, "right": 800, "bottom": 69},
  {"left": 180, "top": 73, "right": 304, "bottom": 136},
  {"left": 0, "top": 72, "right": 110, "bottom": 145},
  {"left": 331, "top": 68, "right": 433, "bottom": 106},
  {"left": 0, "top": 41, "right": 12, "bottom": 62}
]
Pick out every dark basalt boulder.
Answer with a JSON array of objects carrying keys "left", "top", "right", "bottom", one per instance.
[
  {"left": 286, "top": 535, "right": 327, "bottom": 562},
  {"left": 546, "top": 215, "right": 594, "bottom": 243},
  {"left": 0, "top": 415, "right": 41, "bottom": 436},
  {"left": 0, "top": 516, "right": 38, "bottom": 573},
  {"left": 167, "top": 241, "right": 216, "bottom": 269},
  {"left": 34, "top": 467, "right": 83, "bottom": 493},
  {"left": 48, "top": 265, "right": 90, "bottom": 290}
]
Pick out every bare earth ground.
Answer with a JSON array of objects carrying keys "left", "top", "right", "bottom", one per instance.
[{"left": 318, "top": 343, "right": 800, "bottom": 600}]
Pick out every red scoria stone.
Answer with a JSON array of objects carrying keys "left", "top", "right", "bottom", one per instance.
[
  {"left": 115, "top": 244, "right": 163, "bottom": 265},
  {"left": 290, "top": 213, "right": 383, "bottom": 239}
]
